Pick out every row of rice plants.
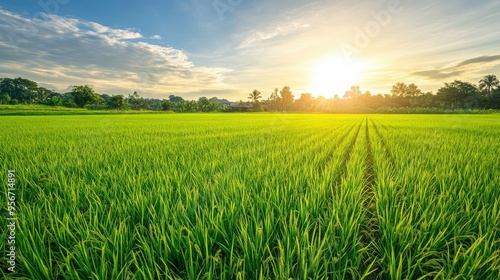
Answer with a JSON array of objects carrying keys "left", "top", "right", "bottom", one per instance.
[{"left": 370, "top": 115, "right": 499, "bottom": 279}]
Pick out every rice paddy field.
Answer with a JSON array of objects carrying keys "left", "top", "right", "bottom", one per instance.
[{"left": 1, "top": 113, "right": 499, "bottom": 279}]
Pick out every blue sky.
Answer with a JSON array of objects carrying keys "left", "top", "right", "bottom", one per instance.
[{"left": 1, "top": 0, "right": 499, "bottom": 100}]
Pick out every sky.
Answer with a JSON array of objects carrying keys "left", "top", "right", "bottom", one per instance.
[{"left": 0, "top": 0, "right": 499, "bottom": 101}]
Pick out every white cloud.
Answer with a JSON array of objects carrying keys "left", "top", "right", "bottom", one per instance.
[
  {"left": 85, "top": 22, "right": 143, "bottom": 40},
  {"left": 237, "top": 21, "right": 310, "bottom": 49},
  {"left": 0, "top": 9, "right": 230, "bottom": 97}
]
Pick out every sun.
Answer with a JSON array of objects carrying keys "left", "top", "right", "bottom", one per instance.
[{"left": 311, "top": 56, "right": 364, "bottom": 98}]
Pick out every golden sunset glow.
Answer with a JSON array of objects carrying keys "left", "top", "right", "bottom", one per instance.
[{"left": 311, "top": 56, "right": 364, "bottom": 98}]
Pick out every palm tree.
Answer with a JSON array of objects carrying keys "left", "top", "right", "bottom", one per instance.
[
  {"left": 269, "top": 88, "right": 279, "bottom": 101},
  {"left": 248, "top": 89, "right": 262, "bottom": 103},
  {"left": 479, "top": 75, "right": 499, "bottom": 94}
]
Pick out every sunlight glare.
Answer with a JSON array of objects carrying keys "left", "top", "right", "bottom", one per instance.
[{"left": 311, "top": 56, "right": 364, "bottom": 98}]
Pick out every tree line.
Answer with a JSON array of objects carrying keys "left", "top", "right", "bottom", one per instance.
[
  {"left": 0, "top": 78, "right": 230, "bottom": 112},
  {"left": 0, "top": 75, "right": 499, "bottom": 113},
  {"left": 246, "top": 75, "right": 500, "bottom": 112}
]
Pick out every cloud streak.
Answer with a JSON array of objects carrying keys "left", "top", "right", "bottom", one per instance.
[
  {"left": 411, "top": 70, "right": 464, "bottom": 80},
  {"left": 456, "top": 55, "right": 500, "bottom": 67},
  {"left": 411, "top": 54, "right": 500, "bottom": 81},
  {"left": 237, "top": 21, "right": 310, "bottom": 49}
]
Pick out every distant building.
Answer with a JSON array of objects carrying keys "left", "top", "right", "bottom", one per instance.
[
  {"left": 209, "top": 98, "right": 235, "bottom": 108},
  {"left": 229, "top": 103, "right": 253, "bottom": 112},
  {"left": 217, "top": 100, "right": 234, "bottom": 107}
]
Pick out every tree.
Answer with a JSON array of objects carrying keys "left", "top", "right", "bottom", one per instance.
[
  {"left": 160, "top": 99, "right": 172, "bottom": 111},
  {"left": 252, "top": 102, "right": 264, "bottom": 112},
  {"left": 406, "top": 83, "right": 423, "bottom": 97},
  {"left": 169, "top": 95, "right": 184, "bottom": 103},
  {"left": 267, "top": 88, "right": 280, "bottom": 111},
  {"left": 36, "top": 87, "right": 53, "bottom": 102},
  {"left": 71, "top": 85, "right": 102, "bottom": 108},
  {"left": 197, "top": 97, "right": 213, "bottom": 112},
  {"left": 344, "top": 86, "right": 362, "bottom": 99},
  {"left": 108, "top": 95, "right": 127, "bottom": 110},
  {"left": 436, "top": 80, "right": 481, "bottom": 109},
  {"left": 126, "top": 91, "right": 152, "bottom": 110},
  {"left": 487, "top": 87, "right": 500, "bottom": 109},
  {"left": 173, "top": 100, "right": 196, "bottom": 112},
  {"left": 0, "top": 78, "right": 10, "bottom": 104},
  {"left": 173, "top": 100, "right": 187, "bottom": 112},
  {"left": 0, "top": 90, "right": 10, "bottom": 104},
  {"left": 186, "top": 100, "right": 198, "bottom": 112},
  {"left": 0, "top": 78, "right": 14, "bottom": 100},
  {"left": 269, "top": 88, "right": 279, "bottom": 101},
  {"left": 50, "top": 96, "right": 63, "bottom": 106},
  {"left": 248, "top": 89, "right": 262, "bottom": 103},
  {"left": 390, "top": 83, "right": 422, "bottom": 97},
  {"left": 100, "top": 94, "right": 111, "bottom": 105},
  {"left": 0, "top": 77, "right": 39, "bottom": 103},
  {"left": 391, "top": 82, "right": 407, "bottom": 97},
  {"left": 296, "top": 93, "right": 314, "bottom": 111},
  {"left": 40, "top": 93, "right": 63, "bottom": 106},
  {"left": 280, "top": 86, "right": 294, "bottom": 111},
  {"left": 62, "top": 92, "right": 77, "bottom": 108},
  {"left": 479, "top": 75, "right": 499, "bottom": 95},
  {"left": 127, "top": 91, "right": 141, "bottom": 110}
]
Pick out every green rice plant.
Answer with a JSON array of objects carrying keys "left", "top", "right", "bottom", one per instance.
[
  {"left": 371, "top": 114, "right": 500, "bottom": 279},
  {"left": 0, "top": 113, "right": 498, "bottom": 279}
]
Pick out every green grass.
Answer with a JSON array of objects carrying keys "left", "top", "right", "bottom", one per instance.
[
  {"left": 0, "top": 104, "right": 165, "bottom": 115},
  {"left": 1, "top": 114, "right": 499, "bottom": 279}
]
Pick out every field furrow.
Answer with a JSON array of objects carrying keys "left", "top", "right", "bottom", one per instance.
[
  {"left": 334, "top": 119, "right": 363, "bottom": 187},
  {"left": 357, "top": 117, "right": 380, "bottom": 279}
]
